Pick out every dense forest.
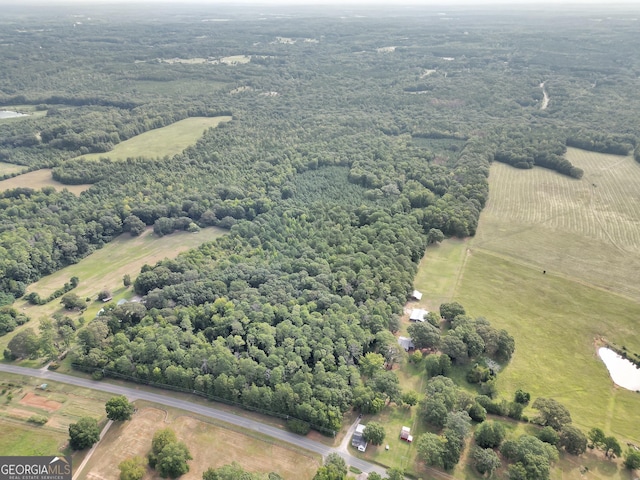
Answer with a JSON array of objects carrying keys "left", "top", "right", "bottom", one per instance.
[{"left": 1, "top": 4, "right": 640, "bottom": 437}]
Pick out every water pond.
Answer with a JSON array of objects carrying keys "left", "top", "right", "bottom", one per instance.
[
  {"left": 598, "top": 347, "right": 640, "bottom": 391},
  {"left": 0, "top": 110, "right": 29, "bottom": 119}
]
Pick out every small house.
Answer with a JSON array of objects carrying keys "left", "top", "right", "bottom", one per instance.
[
  {"left": 351, "top": 424, "right": 368, "bottom": 452},
  {"left": 398, "top": 336, "right": 415, "bottom": 352},
  {"left": 409, "top": 308, "right": 429, "bottom": 322},
  {"left": 411, "top": 290, "right": 423, "bottom": 301},
  {"left": 400, "top": 426, "right": 413, "bottom": 443}
]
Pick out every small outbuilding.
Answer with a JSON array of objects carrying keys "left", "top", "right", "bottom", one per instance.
[
  {"left": 409, "top": 308, "right": 429, "bottom": 322},
  {"left": 411, "top": 290, "right": 423, "bottom": 301},
  {"left": 398, "top": 336, "right": 415, "bottom": 352},
  {"left": 400, "top": 426, "right": 413, "bottom": 443}
]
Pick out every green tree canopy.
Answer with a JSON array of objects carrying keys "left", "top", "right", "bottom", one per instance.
[
  {"left": 156, "top": 441, "right": 192, "bottom": 478},
  {"left": 602, "top": 436, "right": 622, "bottom": 459},
  {"left": 149, "top": 428, "right": 178, "bottom": 468},
  {"left": 407, "top": 322, "right": 440, "bottom": 350},
  {"left": 474, "top": 420, "right": 506, "bottom": 449},
  {"left": 60, "top": 292, "right": 86, "bottom": 310},
  {"left": 532, "top": 398, "right": 572, "bottom": 430},
  {"left": 118, "top": 456, "right": 147, "bottom": 480},
  {"left": 106, "top": 395, "right": 135, "bottom": 421},
  {"left": 416, "top": 432, "right": 445, "bottom": 468},
  {"left": 359, "top": 352, "right": 385, "bottom": 377},
  {"left": 439, "top": 302, "right": 466, "bottom": 322},
  {"left": 624, "top": 450, "right": 640, "bottom": 470},
  {"left": 203, "top": 462, "right": 274, "bottom": 480},
  {"left": 558, "top": 425, "right": 587, "bottom": 455},
  {"left": 7, "top": 328, "right": 40, "bottom": 359},
  {"left": 472, "top": 447, "right": 501, "bottom": 477},
  {"left": 500, "top": 435, "right": 558, "bottom": 480},
  {"left": 68, "top": 416, "right": 100, "bottom": 450},
  {"left": 363, "top": 422, "right": 386, "bottom": 445},
  {"left": 313, "top": 453, "right": 346, "bottom": 480}
]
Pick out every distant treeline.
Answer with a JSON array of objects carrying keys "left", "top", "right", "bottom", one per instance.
[
  {"left": 493, "top": 130, "right": 584, "bottom": 179},
  {"left": 566, "top": 132, "right": 636, "bottom": 156}
]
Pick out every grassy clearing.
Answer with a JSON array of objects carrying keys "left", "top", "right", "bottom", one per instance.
[
  {"left": 0, "top": 161, "right": 27, "bottom": 175},
  {"left": 474, "top": 150, "right": 640, "bottom": 301},
  {"left": 359, "top": 403, "right": 426, "bottom": 476},
  {"left": 78, "top": 116, "right": 232, "bottom": 162},
  {"left": 1, "top": 227, "right": 226, "bottom": 352},
  {"left": 0, "top": 168, "right": 91, "bottom": 194},
  {"left": 0, "top": 420, "right": 66, "bottom": 456},
  {"left": 0, "top": 373, "right": 110, "bottom": 457},
  {"left": 455, "top": 251, "right": 640, "bottom": 443},
  {"left": 81, "top": 405, "right": 321, "bottom": 480},
  {"left": 413, "top": 238, "right": 470, "bottom": 313}
]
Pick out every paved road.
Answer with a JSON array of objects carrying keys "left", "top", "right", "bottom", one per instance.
[{"left": 0, "top": 364, "right": 388, "bottom": 477}]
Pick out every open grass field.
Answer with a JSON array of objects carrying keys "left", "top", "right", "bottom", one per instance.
[
  {"left": 0, "top": 168, "right": 91, "bottom": 194},
  {"left": 413, "top": 238, "right": 471, "bottom": 314},
  {"left": 79, "top": 404, "right": 321, "bottom": 480},
  {"left": 0, "top": 373, "right": 110, "bottom": 457},
  {"left": 0, "top": 161, "right": 27, "bottom": 175},
  {"left": 455, "top": 251, "right": 640, "bottom": 442},
  {"left": 1, "top": 227, "right": 226, "bottom": 352},
  {"left": 473, "top": 149, "right": 640, "bottom": 301},
  {"left": 404, "top": 149, "right": 640, "bottom": 477},
  {"left": 0, "top": 420, "right": 66, "bottom": 456},
  {"left": 78, "top": 116, "right": 232, "bottom": 162}
]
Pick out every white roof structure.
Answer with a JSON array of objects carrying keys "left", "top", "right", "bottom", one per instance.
[
  {"left": 409, "top": 308, "right": 429, "bottom": 322},
  {"left": 352, "top": 424, "right": 368, "bottom": 452},
  {"left": 412, "top": 290, "right": 423, "bottom": 300}
]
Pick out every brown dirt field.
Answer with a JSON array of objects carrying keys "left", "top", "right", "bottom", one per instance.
[
  {"left": 20, "top": 392, "right": 63, "bottom": 412},
  {"left": 81, "top": 407, "right": 320, "bottom": 480},
  {"left": 5, "top": 408, "right": 37, "bottom": 420},
  {"left": 45, "top": 415, "right": 75, "bottom": 432}
]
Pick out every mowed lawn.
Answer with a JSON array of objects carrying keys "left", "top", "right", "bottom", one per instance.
[
  {"left": 473, "top": 149, "right": 640, "bottom": 301},
  {"left": 78, "top": 116, "right": 232, "bottom": 161},
  {"left": 0, "top": 168, "right": 91, "bottom": 195},
  {"left": 80, "top": 405, "right": 321, "bottom": 480}
]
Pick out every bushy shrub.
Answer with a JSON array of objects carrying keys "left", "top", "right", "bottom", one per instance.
[{"left": 287, "top": 419, "right": 311, "bottom": 435}]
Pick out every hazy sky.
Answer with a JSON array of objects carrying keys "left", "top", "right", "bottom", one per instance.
[{"left": 2, "top": 0, "right": 640, "bottom": 4}]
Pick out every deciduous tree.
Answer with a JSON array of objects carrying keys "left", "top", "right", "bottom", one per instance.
[
  {"left": 363, "top": 422, "right": 386, "bottom": 445},
  {"left": 558, "top": 425, "right": 587, "bottom": 455},
  {"left": 118, "top": 456, "right": 146, "bottom": 480},
  {"left": 68, "top": 417, "right": 100, "bottom": 450},
  {"left": 532, "top": 398, "right": 572, "bottom": 430},
  {"left": 106, "top": 395, "right": 135, "bottom": 421},
  {"left": 473, "top": 447, "right": 501, "bottom": 477},
  {"left": 474, "top": 421, "right": 506, "bottom": 449},
  {"left": 156, "top": 441, "right": 192, "bottom": 478}
]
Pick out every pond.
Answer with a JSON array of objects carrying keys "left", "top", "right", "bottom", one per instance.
[
  {"left": 0, "top": 110, "right": 29, "bottom": 119},
  {"left": 598, "top": 347, "right": 640, "bottom": 391}
]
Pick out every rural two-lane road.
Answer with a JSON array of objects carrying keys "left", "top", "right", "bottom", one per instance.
[{"left": 0, "top": 364, "right": 388, "bottom": 477}]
